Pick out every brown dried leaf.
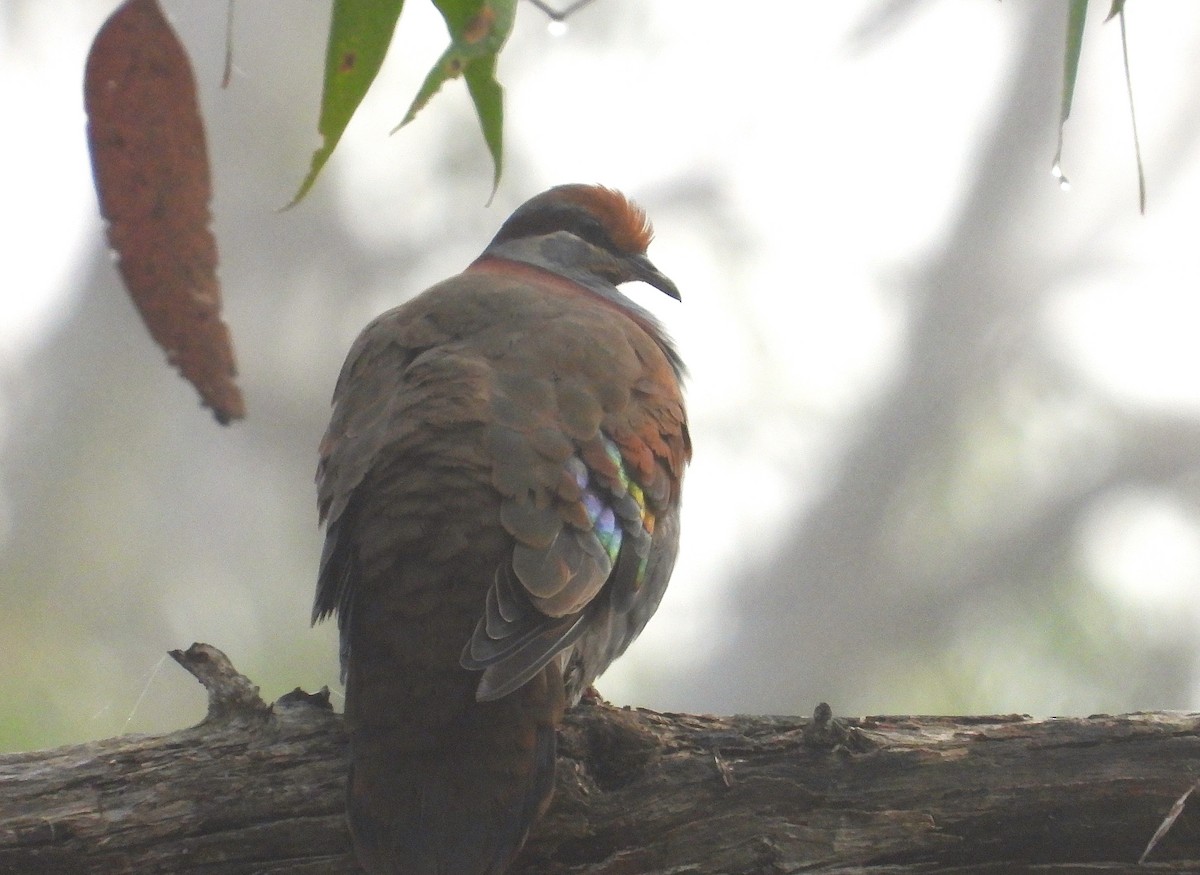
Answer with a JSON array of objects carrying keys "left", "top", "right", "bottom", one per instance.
[{"left": 85, "top": 0, "right": 244, "bottom": 424}]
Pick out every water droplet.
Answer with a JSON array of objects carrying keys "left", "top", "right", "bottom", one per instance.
[
  {"left": 1051, "top": 161, "right": 1071, "bottom": 192},
  {"left": 547, "top": 19, "right": 568, "bottom": 36}
]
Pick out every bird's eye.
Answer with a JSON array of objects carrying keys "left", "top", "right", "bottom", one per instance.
[{"left": 568, "top": 215, "right": 618, "bottom": 252}]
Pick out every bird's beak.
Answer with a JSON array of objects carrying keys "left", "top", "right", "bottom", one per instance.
[{"left": 628, "top": 253, "right": 681, "bottom": 301}]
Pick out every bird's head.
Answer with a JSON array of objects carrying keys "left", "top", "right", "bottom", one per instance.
[{"left": 480, "top": 184, "right": 680, "bottom": 301}]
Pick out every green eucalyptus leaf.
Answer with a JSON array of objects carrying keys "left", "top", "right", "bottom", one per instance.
[
  {"left": 1053, "top": 0, "right": 1089, "bottom": 187},
  {"left": 395, "top": 0, "right": 516, "bottom": 193},
  {"left": 289, "top": 0, "right": 405, "bottom": 208},
  {"left": 464, "top": 56, "right": 504, "bottom": 192}
]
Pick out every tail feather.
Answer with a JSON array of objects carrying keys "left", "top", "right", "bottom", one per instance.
[{"left": 346, "top": 706, "right": 558, "bottom": 874}]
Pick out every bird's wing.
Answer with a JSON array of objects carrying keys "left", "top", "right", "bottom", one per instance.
[
  {"left": 312, "top": 290, "right": 479, "bottom": 676},
  {"left": 461, "top": 302, "right": 690, "bottom": 701}
]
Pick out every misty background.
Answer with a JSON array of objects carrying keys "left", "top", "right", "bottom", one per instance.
[{"left": 4, "top": 0, "right": 1200, "bottom": 752}]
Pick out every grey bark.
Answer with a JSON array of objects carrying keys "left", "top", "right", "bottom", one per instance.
[{"left": 1, "top": 644, "right": 1198, "bottom": 874}]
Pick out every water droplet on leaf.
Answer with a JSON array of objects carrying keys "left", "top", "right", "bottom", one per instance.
[{"left": 1051, "top": 161, "right": 1071, "bottom": 192}]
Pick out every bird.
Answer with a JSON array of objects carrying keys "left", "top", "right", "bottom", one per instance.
[{"left": 313, "top": 184, "right": 689, "bottom": 875}]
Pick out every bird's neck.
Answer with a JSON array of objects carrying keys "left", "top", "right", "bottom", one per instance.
[{"left": 467, "top": 251, "right": 685, "bottom": 381}]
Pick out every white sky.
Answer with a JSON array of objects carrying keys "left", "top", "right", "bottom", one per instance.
[{"left": 0, "top": 4, "right": 100, "bottom": 365}]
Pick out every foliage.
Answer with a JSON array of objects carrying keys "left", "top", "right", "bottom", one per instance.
[
  {"left": 1056, "top": 0, "right": 1145, "bottom": 212},
  {"left": 292, "top": 0, "right": 516, "bottom": 206}
]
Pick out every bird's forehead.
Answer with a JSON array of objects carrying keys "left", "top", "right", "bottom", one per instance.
[{"left": 537, "top": 184, "right": 654, "bottom": 254}]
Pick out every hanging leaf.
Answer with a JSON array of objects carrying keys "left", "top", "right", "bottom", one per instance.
[
  {"left": 396, "top": 0, "right": 517, "bottom": 193},
  {"left": 84, "top": 0, "right": 244, "bottom": 424},
  {"left": 289, "top": 0, "right": 406, "bottom": 207},
  {"left": 464, "top": 54, "right": 503, "bottom": 188},
  {"left": 1052, "top": 0, "right": 1089, "bottom": 189},
  {"left": 1109, "top": 2, "right": 1146, "bottom": 213},
  {"left": 1053, "top": 0, "right": 1147, "bottom": 211}
]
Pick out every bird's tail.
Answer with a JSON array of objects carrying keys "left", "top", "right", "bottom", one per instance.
[{"left": 345, "top": 674, "right": 562, "bottom": 875}]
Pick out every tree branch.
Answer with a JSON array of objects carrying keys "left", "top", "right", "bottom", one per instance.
[{"left": 1, "top": 644, "right": 1197, "bottom": 873}]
